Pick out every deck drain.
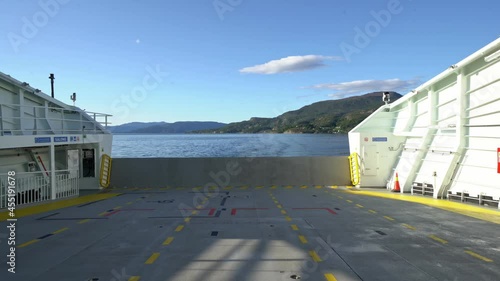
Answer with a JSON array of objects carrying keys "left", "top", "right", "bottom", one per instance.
[
  {"left": 211, "top": 231, "right": 219, "bottom": 236},
  {"left": 290, "top": 274, "right": 301, "bottom": 279},
  {"left": 87, "top": 278, "right": 99, "bottom": 281},
  {"left": 375, "top": 230, "right": 387, "bottom": 236}
]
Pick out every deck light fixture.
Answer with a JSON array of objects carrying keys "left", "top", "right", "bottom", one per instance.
[
  {"left": 484, "top": 50, "right": 500, "bottom": 62},
  {"left": 382, "top": 92, "right": 390, "bottom": 105}
]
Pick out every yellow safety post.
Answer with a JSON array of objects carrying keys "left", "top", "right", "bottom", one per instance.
[
  {"left": 348, "top": 152, "right": 360, "bottom": 186},
  {"left": 99, "top": 154, "right": 112, "bottom": 188}
]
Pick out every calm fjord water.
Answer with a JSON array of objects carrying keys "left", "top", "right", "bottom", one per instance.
[{"left": 111, "top": 134, "right": 349, "bottom": 158}]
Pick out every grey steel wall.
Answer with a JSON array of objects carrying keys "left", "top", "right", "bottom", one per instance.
[{"left": 110, "top": 157, "right": 350, "bottom": 188}]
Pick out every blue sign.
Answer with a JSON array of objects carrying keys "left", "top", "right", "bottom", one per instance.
[
  {"left": 54, "top": 136, "right": 68, "bottom": 142},
  {"left": 35, "top": 137, "right": 51, "bottom": 143},
  {"left": 70, "top": 136, "right": 80, "bottom": 142},
  {"left": 372, "top": 137, "right": 388, "bottom": 142}
]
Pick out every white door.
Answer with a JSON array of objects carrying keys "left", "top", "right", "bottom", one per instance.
[
  {"left": 67, "top": 150, "right": 79, "bottom": 178},
  {"left": 362, "top": 145, "right": 378, "bottom": 176}
]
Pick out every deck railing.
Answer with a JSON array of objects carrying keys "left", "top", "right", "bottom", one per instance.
[
  {"left": 0, "top": 169, "right": 79, "bottom": 209},
  {"left": 0, "top": 102, "right": 112, "bottom": 136}
]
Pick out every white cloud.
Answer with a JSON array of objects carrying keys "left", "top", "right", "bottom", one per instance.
[
  {"left": 239, "top": 55, "right": 342, "bottom": 74},
  {"left": 308, "top": 78, "right": 421, "bottom": 98}
]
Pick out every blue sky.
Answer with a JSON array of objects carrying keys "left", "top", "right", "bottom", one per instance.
[{"left": 1, "top": 0, "right": 499, "bottom": 125}]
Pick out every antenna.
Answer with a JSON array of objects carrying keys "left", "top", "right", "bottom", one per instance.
[{"left": 49, "top": 73, "right": 55, "bottom": 98}]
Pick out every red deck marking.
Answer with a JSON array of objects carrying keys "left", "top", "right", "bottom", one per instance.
[
  {"left": 179, "top": 208, "right": 216, "bottom": 215},
  {"left": 230, "top": 208, "right": 269, "bottom": 216},
  {"left": 291, "top": 208, "right": 337, "bottom": 215}
]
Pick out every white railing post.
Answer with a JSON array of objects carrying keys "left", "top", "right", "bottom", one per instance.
[{"left": 50, "top": 144, "right": 56, "bottom": 200}]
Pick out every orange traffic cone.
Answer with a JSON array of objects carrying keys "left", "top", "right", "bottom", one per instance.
[{"left": 392, "top": 172, "right": 401, "bottom": 192}]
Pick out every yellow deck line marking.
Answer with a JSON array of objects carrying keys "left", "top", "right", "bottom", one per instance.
[
  {"left": 286, "top": 185, "right": 293, "bottom": 189},
  {"left": 368, "top": 209, "right": 377, "bottom": 214},
  {"left": 191, "top": 210, "right": 199, "bottom": 215},
  {"left": 298, "top": 235, "right": 308, "bottom": 244},
  {"left": 196, "top": 205, "right": 203, "bottom": 209},
  {"left": 402, "top": 223, "right": 416, "bottom": 230},
  {"left": 126, "top": 202, "right": 133, "bottom": 205},
  {"left": 98, "top": 211, "right": 108, "bottom": 216},
  {"left": 291, "top": 224, "right": 299, "bottom": 231},
  {"left": 383, "top": 216, "right": 395, "bottom": 221},
  {"left": 114, "top": 206, "right": 122, "bottom": 210},
  {"left": 324, "top": 273, "right": 338, "bottom": 281},
  {"left": 309, "top": 250, "right": 322, "bottom": 262},
  {"left": 331, "top": 185, "right": 338, "bottom": 189},
  {"left": 300, "top": 185, "right": 308, "bottom": 189},
  {"left": 277, "top": 205, "right": 282, "bottom": 209},
  {"left": 281, "top": 210, "right": 287, "bottom": 214},
  {"left": 285, "top": 216, "right": 292, "bottom": 221},
  {"left": 223, "top": 186, "right": 232, "bottom": 190},
  {"left": 78, "top": 219, "right": 90, "bottom": 224},
  {"left": 175, "top": 225, "right": 185, "bottom": 232},
  {"left": 52, "top": 227, "right": 69, "bottom": 234},
  {"left": 464, "top": 250, "right": 493, "bottom": 262},
  {"left": 0, "top": 193, "right": 120, "bottom": 221},
  {"left": 346, "top": 200, "right": 353, "bottom": 203},
  {"left": 274, "top": 200, "right": 279, "bottom": 204},
  {"left": 315, "top": 185, "right": 323, "bottom": 189},
  {"left": 338, "top": 196, "right": 343, "bottom": 199},
  {"left": 356, "top": 204, "right": 364, "bottom": 208},
  {"left": 428, "top": 234, "right": 448, "bottom": 244},
  {"left": 256, "top": 186, "right": 264, "bottom": 189},
  {"left": 271, "top": 185, "right": 277, "bottom": 189},
  {"left": 343, "top": 189, "right": 500, "bottom": 224},
  {"left": 184, "top": 217, "right": 191, "bottom": 223},
  {"left": 128, "top": 276, "right": 141, "bottom": 281},
  {"left": 145, "top": 253, "right": 160, "bottom": 264},
  {"left": 162, "top": 237, "right": 174, "bottom": 245},
  {"left": 18, "top": 239, "right": 40, "bottom": 248}
]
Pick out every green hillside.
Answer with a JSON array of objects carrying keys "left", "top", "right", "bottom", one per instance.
[{"left": 197, "top": 92, "right": 402, "bottom": 134}]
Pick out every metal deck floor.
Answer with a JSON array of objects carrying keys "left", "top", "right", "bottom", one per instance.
[{"left": 1, "top": 186, "right": 499, "bottom": 281}]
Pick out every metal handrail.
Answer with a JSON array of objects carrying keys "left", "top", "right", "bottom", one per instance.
[
  {"left": 348, "top": 152, "right": 360, "bottom": 186},
  {"left": 0, "top": 102, "right": 111, "bottom": 135}
]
